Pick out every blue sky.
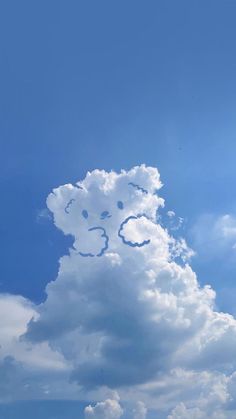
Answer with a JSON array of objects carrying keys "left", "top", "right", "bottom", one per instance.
[{"left": 1, "top": 1, "right": 236, "bottom": 417}]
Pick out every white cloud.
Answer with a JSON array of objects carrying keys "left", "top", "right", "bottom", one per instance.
[
  {"left": 168, "top": 403, "right": 206, "bottom": 419},
  {"left": 2, "top": 164, "right": 236, "bottom": 416},
  {"left": 0, "top": 294, "right": 78, "bottom": 402},
  {"left": 190, "top": 212, "right": 236, "bottom": 314},
  {"left": 0, "top": 294, "right": 67, "bottom": 371},
  {"left": 26, "top": 166, "right": 198, "bottom": 390},
  {"left": 132, "top": 401, "right": 147, "bottom": 419},
  {"left": 84, "top": 392, "right": 123, "bottom": 418},
  {"left": 168, "top": 402, "right": 219, "bottom": 419},
  {"left": 141, "top": 367, "right": 231, "bottom": 417},
  {"left": 191, "top": 213, "right": 236, "bottom": 257}
]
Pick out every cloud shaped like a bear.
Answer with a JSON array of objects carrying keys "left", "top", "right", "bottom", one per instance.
[{"left": 23, "top": 165, "right": 236, "bottom": 417}]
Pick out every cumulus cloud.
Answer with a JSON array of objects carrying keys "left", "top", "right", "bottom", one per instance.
[
  {"left": 168, "top": 403, "right": 212, "bottom": 419},
  {"left": 84, "top": 391, "right": 123, "bottom": 418},
  {"left": 191, "top": 213, "right": 236, "bottom": 258},
  {"left": 26, "top": 165, "right": 196, "bottom": 388},
  {"left": 0, "top": 294, "right": 66, "bottom": 370},
  {"left": 0, "top": 294, "right": 78, "bottom": 401},
  {"left": 132, "top": 401, "right": 147, "bottom": 419},
  {"left": 142, "top": 367, "right": 231, "bottom": 417},
  {"left": 1, "top": 164, "right": 235, "bottom": 417},
  {"left": 190, "top": 212, "right": 236, "bottom": 315}
]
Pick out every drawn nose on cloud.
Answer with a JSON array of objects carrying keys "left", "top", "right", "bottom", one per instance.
[{"left": 100, "top": 211, "right": 112, "bottom": 220}]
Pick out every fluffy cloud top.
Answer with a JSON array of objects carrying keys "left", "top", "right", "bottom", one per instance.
[
  {"left": 3, "top": 165, "right": 236, "bottom": 417},
  {"left": 84, "top": 392, "right": 123, "bottom": 419}
]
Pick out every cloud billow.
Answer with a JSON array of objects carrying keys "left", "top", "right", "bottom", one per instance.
[{"left": 4, "top": 164, "right": 236, "bottom": 417}]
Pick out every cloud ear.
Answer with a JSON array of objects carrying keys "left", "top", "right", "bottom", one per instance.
[
  {"left": 47, "top": 184, "right": 75, "bottom": 213},
  {"left": 128, "top": 182, "right": 149, "bottom": 195},
  {"left": 127, "top": 164, "right": 162, "bottom": 195},
  {"left": 46, "top": 184, "right": 84, "bottom": 235}
]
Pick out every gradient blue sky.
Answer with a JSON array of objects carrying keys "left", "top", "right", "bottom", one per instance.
[{"left": 1, "top": 1, "right": 236, "bottom": 417}]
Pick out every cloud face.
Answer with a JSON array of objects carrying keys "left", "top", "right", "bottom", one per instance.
[
  {"left": 45, "top": 165, "right": 164, "bottom": 257},
  {"left": 12, "top": 164, "right": 236, "bottom": 416}
]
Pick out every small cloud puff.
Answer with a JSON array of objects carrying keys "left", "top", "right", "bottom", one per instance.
[
  {"left": 191, "top": 213, "right": 236, "bottom": 257},
  {"left": 133, "top": 401, "right": 147, "bottom": 419},
  {"left": 84, "top": 391, "right": 123, "bottom": 419}
]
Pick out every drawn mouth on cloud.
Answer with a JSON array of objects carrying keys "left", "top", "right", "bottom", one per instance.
[
  {"left": 72, "top": 208, "right": 109, "bottom": 257},
  {"left": 77, "top": 226, "right": 109, "bottom": 258},
  {"left": 77, "top": 212, "right": 150, "bottom": 258}
]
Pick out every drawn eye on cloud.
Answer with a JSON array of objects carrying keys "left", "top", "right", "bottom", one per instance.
[{"left": 46, "top": 165, "right": 164, "bottom": 257}]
